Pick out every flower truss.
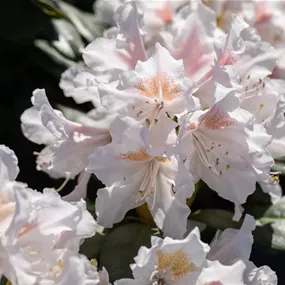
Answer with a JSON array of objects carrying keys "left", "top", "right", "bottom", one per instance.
[
  {"left": 0, "top": 145, "right": 109, "bottom": 285},
  {"left": 13, "top": 0, "right": 285, "bottom": 283}
]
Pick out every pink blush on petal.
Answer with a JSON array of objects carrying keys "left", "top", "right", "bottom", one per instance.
[
  {"left": 156, "top": 1, "right": 173, "bottom": 24},
  {"left": 188, "top": 122, "right": 199, "bottom": 131},
  {"left": 200, "top": 106, "right": 237, "bottom": 129},
  {"left": 219, "top": 50, "right": 238, "bottom": 66},
  {"left": 255, "top": 2, "right": 272, "bottom": 24}
]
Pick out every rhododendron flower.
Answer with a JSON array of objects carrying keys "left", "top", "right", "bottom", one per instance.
[
  {"left": 159, "top": 1, "right": 216, "bottom": 83},
  {"left": 205, "top": 0, "right": 285, "bottom": 80},
  {"left": 208, "top": 215, "right": 278, "bottom": 285},
  {"left": 0, "top": 145, "right": 100, "bottom": 284},
  {"left": 94, "top": 0, "right": 189, "bottom": 43},
  {"left": 195, "top": 15, "right": 277, "bottom": 110},
  {"left": 211, "top": 15, "right": 285, "bottom": 159},
  {"left": 88, "top": 117, "right": 195, "bottom": 239},
  {"left": 21, "top": 89, "right": 111, "bottom": 201},
  {"left": 214, "top": 16, "right": 276, "bottom": 90},
  {"left": 84, "top": 1, "right": 147, "bottom": 84},
  {"left": 241, "top": 78, "right": 285, "bottom": 159},
  {"left": 12, "top": 0, "right": 285, "bottom": 282},
  {"left": 177, "top": 83, "right": 273, "bottom": 220},
  {"left": 97, "top": 43, "right": 198, "bottom": 138},
  {"left": 115, "top": 215, "right": 276, "bottom": 285}
]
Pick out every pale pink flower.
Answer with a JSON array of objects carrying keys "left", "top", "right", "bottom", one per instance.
[{"left": 177, "top": 83, "right": 273, "bottom": 220}]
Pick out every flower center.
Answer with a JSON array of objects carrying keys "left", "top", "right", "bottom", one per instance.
[
  {"left": 150, "top": 249, "right": 196, "bottom": 283},
  {"left": 135, "top": 74, "right": 182, "bottom": 102},
  {"left": 120, "top": 148, "right": 169, "bottom": 200}
]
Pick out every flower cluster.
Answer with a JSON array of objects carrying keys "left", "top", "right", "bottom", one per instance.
[
  {"left": 0, "top": 145, "right": 109, "bottom": 284},
  {"left": 3, "top": 0, "right": 284, "bottom": 283},
  {"left": 0, "top": 146, "right": 277, "bottom": 284}
]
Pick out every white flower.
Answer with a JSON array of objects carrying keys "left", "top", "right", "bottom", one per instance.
[
  {"left": 21, "top": 89, "right": 111, "bottom": 201},
  {"left": 115, "top": 215, "right": 277, "bottom": 285},
  {"left": 205, "top": 0, "right": 285, "bottom": 80},
  {"left": 159, "top": 1, "right": 216, "bottom": 83},
  {"left": 97, "top": 43, "right": 198, "bottom": 144},
  {"left": 84, "top": 1, "right": 147, "bottom": 84},
  {"left": 208, "top": 215, "right": 278, "bottom": 285},
  {"left": 94, "top": 0, "right": 189, "bottom": 44},
  {"left": 0, "top": 145, "right": 99, "bottom": 284},
  {"left": 177, "top": 83, "right": 273, "bottom": 220},
  {"left": 211, "top": 15, "right": 277, "bottom": 110},
  {"left": 59, "top": 63, "right": 103, "bottom": 107},
  {"left": 115, "top": 227, "right": 246, "bottom": 285},
  {"left": 210, "top": 16, "right": 285, "bottom": 159},
  {"left": 88, "top": 117, "right": 195, "bottom": 239},
  {"left": 261, "top": 82, "right": 285, "bottom": 159}
]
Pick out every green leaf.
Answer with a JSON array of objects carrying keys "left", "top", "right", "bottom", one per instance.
[
  {"left": 99, "top": 223, "right": 154, "bottom": 282},
  {"left": 31, "top": 0, "right": 65, "bottom": 18},
  {"left": 189, "top": 209, "right": 240, "bottom": 230},
  {"left": 57, "top": 1, "right": 103, "bottom": 41},
  {"left": 243, "top": 184, "right": 272, "bottom": 219},
  {"left": 255, "top": 197, "right": 285, "bottom": 251},
  {"left": 34, "top": 39, "right": 76, "bottom": 67},
  {"left": 51, "top": 18, "right": 85, "bottom": 58},
  {"left": 0, "top": 277, "right": 8, "bottom": 285},
  {"left": 271, "top": 162, "right": 285, "bottom": 176},
  {"left": 188, "top": 207, "right": 285, "bottom": 252},
  {"left": 274, "top": 156, "right": 285, "bottom": 163},
  {"left": 80, "top": 228, "right": 110, "bottom": 260}
]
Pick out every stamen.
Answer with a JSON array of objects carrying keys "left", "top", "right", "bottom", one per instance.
[
  {"left": 56, "top": 173, "right": 71, "bottom": 192},
  {"left": 155, "top": 249, "right": 196, "bottom": 280},
  {"left": 148, "top": 102, "right": 164, "bottom": 130},
  {"left": 137, "top": 160, "right": 160, "bottom": 200},
  {"left": 193, "top": 131, "right": 230, "bottom": 176}
]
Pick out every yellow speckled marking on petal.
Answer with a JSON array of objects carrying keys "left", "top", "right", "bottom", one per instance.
[
  {"left": 156, "top": 249, "right": 196, "bottom": 279},
  {"left": 120, "top": 147, "right": 151, "bottom": 161},
  {"left": 135, "top": 74, "right": 182, "bottom": 101}
]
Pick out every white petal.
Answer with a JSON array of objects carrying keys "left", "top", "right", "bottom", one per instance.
[
  {"left": 20, "top": 107, "right": 56, "bottom": 145},
  {"left": 147, "top": 160, "right": 194, "bottom": 239},
  {"left": 208, "top": 215, "right": 255, "bottom": 264},
  {"left": 245, "top": 262, "right": 278, "bottom": 285},
  {"left": 63, "top": 171, "right": 91, "bottom": 202},
  {"left": 0, "top": 145, "right": 19, "bottom": 182},
  {"left": 95, "top": 170, "right": 146, "bottom": 228},
  {"left": 196, "top": 260, "right": 246, "bottom": 285}
]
